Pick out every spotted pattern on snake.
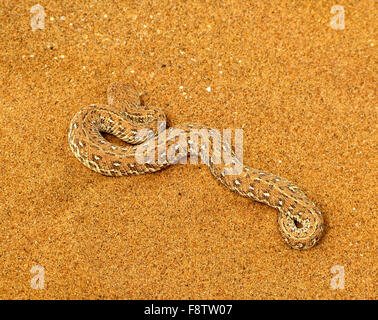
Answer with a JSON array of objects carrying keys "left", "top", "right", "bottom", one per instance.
[{"left": 68, "top": 82, "right": 324, "bottom": 250}]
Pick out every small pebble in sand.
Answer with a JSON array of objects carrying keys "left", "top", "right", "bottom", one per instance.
[{"left": 206, "top": 87, "right": 211, "bottom": 92}]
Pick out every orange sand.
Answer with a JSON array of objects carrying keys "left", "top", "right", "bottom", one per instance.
[{"left": 0, "top": 0, "right": 376, "bottom": 299}]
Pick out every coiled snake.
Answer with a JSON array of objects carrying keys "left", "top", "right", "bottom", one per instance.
[{"left": 68, "top": 82, "right": 324, "bottom": 250}]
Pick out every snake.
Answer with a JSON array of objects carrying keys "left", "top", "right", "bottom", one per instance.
[{"left": 68, "top": 82, "right": 324, "bottom": 250}]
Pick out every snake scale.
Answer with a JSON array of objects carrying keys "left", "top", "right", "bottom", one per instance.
[{"left": 68, "top": 82, "right": 324, "bottom": 250}]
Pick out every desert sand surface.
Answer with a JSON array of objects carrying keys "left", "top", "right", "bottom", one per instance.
[{"left": 0, "top": 0, "right": 376, "bottom": 299}]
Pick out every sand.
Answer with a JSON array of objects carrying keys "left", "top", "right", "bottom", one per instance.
[{"left": 0, "top": 0, "right": 376, "bottom": 299}]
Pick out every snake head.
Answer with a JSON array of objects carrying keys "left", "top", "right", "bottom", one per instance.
[{"left": 107, "top": 82, "right": 141, "bottom": 107}]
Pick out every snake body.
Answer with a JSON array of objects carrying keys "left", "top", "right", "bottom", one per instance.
[{"left": 68, "top": 82, "right": 324, "bottom": 250}]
